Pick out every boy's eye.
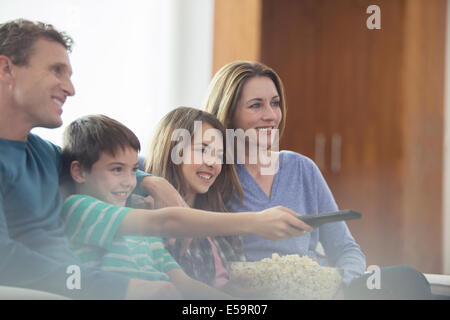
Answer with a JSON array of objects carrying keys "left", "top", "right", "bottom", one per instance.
[{"left": 111, "top": 167, "right": 122, "bottom": 173}]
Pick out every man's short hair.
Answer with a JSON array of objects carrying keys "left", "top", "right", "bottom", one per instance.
[
  {"left": 0, "top": 18, "right": 73, "bottom": 66},
  {"left": 61, "top": 115, "right": 141, "bottom": 179}
]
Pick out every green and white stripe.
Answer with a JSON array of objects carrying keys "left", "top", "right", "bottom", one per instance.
[
  {"left": 63, "top": 194, "right": 129, "bottom": 248},
  {"left": 63, "top": 194, "right": 180, "bottom": 281}
]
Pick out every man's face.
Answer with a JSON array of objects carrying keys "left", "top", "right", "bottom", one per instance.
[
  {"left": 75, "top": 147, "right": 139, "bottom": 207},
  {"left": 11, "top": 38, "right": 75, "bottom": 129}
]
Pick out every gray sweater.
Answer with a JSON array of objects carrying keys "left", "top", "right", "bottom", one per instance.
[{"left": 227, "top": 151, "right": 366, "bottom": 285}]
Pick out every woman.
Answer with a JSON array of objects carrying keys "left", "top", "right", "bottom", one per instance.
[{"left": 204, "top": 61, "right": 432, "bottom": 299}]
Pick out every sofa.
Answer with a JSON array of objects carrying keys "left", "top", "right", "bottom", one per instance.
[{"left": 0, "top": 274, "right": 449, "bottom": 299}]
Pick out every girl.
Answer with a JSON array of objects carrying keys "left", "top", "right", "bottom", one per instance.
[{"left": 145, "top": 107, "right": 257, "bottom": 296}]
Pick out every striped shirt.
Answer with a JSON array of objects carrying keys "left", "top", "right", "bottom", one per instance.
[{"left": 63, "top": 194, "right": 180, "bottom": 281}]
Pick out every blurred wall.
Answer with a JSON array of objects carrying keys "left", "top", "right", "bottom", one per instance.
[{"left": 0, "top": 0, "right": 215, "bottom": 153}]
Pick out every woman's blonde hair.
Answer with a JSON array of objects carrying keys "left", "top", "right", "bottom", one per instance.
[
  {"left": 204, "top": 61, "right": 287, "bottom": 138},
  {"left": 145, "top": 106, "right": 243, "bottom": 211}
]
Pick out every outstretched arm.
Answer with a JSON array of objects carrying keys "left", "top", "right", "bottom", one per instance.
[
  {"left": 129, "top": 175, "right": 312, "bottom": 239},
  {"left": 117, "top": 205, "right": 313, "bottom": 240}
]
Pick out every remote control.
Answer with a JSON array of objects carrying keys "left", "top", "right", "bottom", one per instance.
[{"left": 298, "top": 210, "right": 362, "bottom": 228}]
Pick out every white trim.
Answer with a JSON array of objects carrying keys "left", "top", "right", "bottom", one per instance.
[{"left": 424, "top": 274, "right": 450, "bottom": 296}]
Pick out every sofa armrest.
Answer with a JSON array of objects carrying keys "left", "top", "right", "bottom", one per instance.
[
  {"left": 0, "top": 286, "right": 70, "bottom": 300},
  {"left": 424, "top": 274, "right": 450, "bottom": 297}
]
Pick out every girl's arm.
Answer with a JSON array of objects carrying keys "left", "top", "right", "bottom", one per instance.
[
  {"left": 134, "top": 175, "right": 313, "bottom": 239},
  {"left": 116, "top": 205, "right": 313, "bottom": 240}
]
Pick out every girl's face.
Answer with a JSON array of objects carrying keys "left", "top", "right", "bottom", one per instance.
[
  {"left": 231, "top": 76, "right": 282, "bottom": 149},
  {"left": 180, "top": 122, "right": 224, "bottom": 204}
]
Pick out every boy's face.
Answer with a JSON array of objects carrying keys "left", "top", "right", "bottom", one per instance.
[{"left": 75, "top": 147, "right": 139, "bottom": 206}]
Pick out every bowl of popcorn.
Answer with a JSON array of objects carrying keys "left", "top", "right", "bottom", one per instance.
[{"left": 230, "top": 253, "right": 343, "bottom": 300}]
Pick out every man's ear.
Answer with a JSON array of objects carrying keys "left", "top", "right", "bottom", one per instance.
[
  {"left": 70, "top": 161, "right": 87, "bottom": 183},
  {"left": 0, "top": 55, "right": 15, "bottom": 86}
]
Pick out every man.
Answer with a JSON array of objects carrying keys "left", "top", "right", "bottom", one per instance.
[{"left": 0, "top": 18, "right": 182, "bottom": 299}]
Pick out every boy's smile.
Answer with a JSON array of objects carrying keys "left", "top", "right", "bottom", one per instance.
[{"left": 74, "top": 147, "right": 139, "bottom": 207}]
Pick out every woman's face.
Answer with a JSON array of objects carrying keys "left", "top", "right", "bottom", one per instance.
[
  {"left": 231, "top": 76, "right": 282, "bottom": 149},
  {"left": 180, "top": 122, "right": 223, "bottom": 203}
]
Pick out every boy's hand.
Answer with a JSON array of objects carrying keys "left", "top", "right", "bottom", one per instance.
[{"left": 140, "top": 176, "right": 187, "bottom": 208}]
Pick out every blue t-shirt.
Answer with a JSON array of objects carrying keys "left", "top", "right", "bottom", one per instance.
[
  {"left": 227, "top": 151, "right": 366, "bottom": 285},
  {"left": 0, "top": 134, "right": 133, "bottom": 299}
]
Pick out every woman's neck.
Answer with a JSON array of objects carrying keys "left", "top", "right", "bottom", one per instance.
[{"left": 244, "top": 147, "right": 279, "bottom": 178}]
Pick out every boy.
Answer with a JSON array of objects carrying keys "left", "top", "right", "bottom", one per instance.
[{"left": 61, "top": 114, "right": 238, "bottom": 299}]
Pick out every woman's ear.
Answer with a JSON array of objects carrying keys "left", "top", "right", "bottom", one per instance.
[{"left": 70, "top": 161, "right": 86, "bottom": 183}]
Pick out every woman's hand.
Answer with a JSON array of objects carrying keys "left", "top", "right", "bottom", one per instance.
[
  {"left": 253, "top": 206, "right": 313, "bottom": 240},
  {"left": 127, "top": 194, "right": 155, "bottom": 209},
  {"left": 140, "top": 176, "right": 188, "bottom": 208}
]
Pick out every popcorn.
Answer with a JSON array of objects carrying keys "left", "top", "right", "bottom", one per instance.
[{"left": 230, "top": 253, "right": 342, "bottom": 299}]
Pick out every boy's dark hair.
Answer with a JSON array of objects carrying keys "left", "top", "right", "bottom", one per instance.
[
  {"left": 0, "top": 18, "right": 73, "bottom": 66},
  {"left": 62, "top": 115, "right": 141, "bottom": 180}
]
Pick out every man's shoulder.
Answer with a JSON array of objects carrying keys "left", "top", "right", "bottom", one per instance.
[
  {"left": 28, "top": 133, "right": 61, "bottom": 153},
  {"left": 0, "top": 134, "right": 59, "bottom": 160}
]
